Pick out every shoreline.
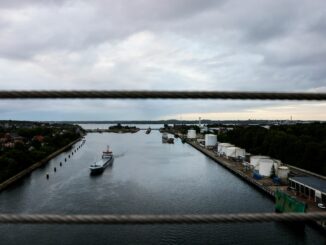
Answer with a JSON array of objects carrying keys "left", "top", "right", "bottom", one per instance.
[
  {"left": 0, "top": 137, "right": 82, "bottom": 192},
  {"left": 186, "top": 140, "right": 276, "bottom": 199},
  {"left": 85, "top": 129, "right": 140, "bottom": 133}
]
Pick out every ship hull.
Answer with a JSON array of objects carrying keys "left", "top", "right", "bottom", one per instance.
[{"left": 90, "top": 156, "right": 114, "bottom": 174}]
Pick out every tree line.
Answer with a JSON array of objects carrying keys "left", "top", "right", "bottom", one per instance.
[{"left": 0, "top": 125, "right": 82, "bottom": 183}]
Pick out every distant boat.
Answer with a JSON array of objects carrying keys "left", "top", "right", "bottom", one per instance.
[
  {"left": 89, "top": 146, "right": 114, "bottom": 174},
  {"left": 162, "top": 133, "right": 174, "bottom": 144},
  {"left": 146, "top": 127, "right": 151, "bottom": 134},
  {"left": 167, "top": 138, "right": 174, "bottom": 144},
  {"left": 162, "top": 132, "right": 168, "bottom": 143}
]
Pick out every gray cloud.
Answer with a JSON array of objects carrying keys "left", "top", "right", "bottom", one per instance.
[
  {"left": 0, "top": 0, "right": 67, "bottom": 9},
  {"left": 0, "top": 0, "right": 325, "bottom": 120}
]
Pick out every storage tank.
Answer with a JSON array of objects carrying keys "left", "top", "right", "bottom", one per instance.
[
  {"left": 277, "top": 166, "right": 290, "bottom": 179},
  {"left": 205, "top": 134, "right": 217, "bottom": 147},
  {"left": 257, "top": 158, "right": 280, "bottom": 177},
  {"left": 225, "top": 147, "right": 246, "bottom": 159},
  {"left": 187, "top": 130, "right": 196, "bottom": 139},
  {"left": 217, "top": 143, "right": 232, "bottom": 153},
  {"left": 250, "top": 155, "right": 269, "bottom": 169},
  {"left": 220, "top": 145, "right": 234, "bottom": 155}
]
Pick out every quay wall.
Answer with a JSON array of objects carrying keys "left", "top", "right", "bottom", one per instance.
[
  {"left": 0, "top": 137, "right": 82, "bottom": 192},
  {"left": 185, "top": 140, "right": 276, "bottom": 199}
]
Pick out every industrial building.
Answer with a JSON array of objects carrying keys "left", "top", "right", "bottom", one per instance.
[{"left": 288, "top": 176, "right": 326, "bottom": 204}]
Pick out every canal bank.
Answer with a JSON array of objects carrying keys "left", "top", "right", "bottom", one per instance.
[
  {"left": 0, "top": 137, "right": 83, "bottom": 192},
  {"left": 185, "top": 139, "right": 276, "bottom": 199}
]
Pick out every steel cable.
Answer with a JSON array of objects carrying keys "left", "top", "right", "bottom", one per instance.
[
  {"left": 0, "top": 90, "right": 325, "bottom": 100},
  {"left": 0, "top": 212, "right": 325, "bottom": 224}
]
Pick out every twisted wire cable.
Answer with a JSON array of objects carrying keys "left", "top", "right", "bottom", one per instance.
[
  {"left": 0, "top": 90, "right": 325, "bottom": 100},
  {"left": 0, "top": 212, "right": 325, "bottom": 224}
]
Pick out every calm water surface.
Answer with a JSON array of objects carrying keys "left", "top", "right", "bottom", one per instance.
[{"left": 0, "top": 126, "right": 324, "bottom": 244}]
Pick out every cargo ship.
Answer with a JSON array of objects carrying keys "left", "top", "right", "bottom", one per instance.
[{"left": 89, "top": 146, "right": 114, "bottom": 174}]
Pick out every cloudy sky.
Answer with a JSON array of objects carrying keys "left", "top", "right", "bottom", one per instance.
[{"left": 0, "top": 0, "right": 325, "bottom": 121}]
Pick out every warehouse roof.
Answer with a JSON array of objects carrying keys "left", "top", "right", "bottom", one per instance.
[{"left": 289, "top": 176, "right": 326, "bottom": 193}]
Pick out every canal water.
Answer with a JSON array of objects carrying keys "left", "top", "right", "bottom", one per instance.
[{"left": 0, "top": 127, "right": 324, "bottom": 244}]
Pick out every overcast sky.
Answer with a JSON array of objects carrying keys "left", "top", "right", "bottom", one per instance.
[{"left": 0, "top": 0, "right": 325, "bottom": 121}]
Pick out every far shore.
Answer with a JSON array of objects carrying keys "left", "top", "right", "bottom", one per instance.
[{"left": 85, "top": 128, "right": 140, "bottom": 133}]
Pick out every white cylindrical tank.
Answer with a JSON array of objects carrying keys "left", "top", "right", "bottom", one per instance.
[
  {"left": 274, "top": 159, "right": 282, "bottom": 166},
  {"left": 220, "top": 145, "right": 234, "bottom": 155},
  {"left": 225, "top": 147, "right": 246, "bottom": 158},
  {"left": 217, "top": 143, "right": 233, "bottom": 153},
  {"left": 205, "top": 134, "right": 217, "bottom": 147},
  {"left": 187, "top": 130, "right": 196, "bottom": 139},
  {"left": 258, "top": 158, "right": 280, "bottom": 177},
  {"left": 277, "top": 166, "right": 290, "bottom": 179},
  {"left": 250, "top": 155, "right": 269, "bottom": 169}
]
